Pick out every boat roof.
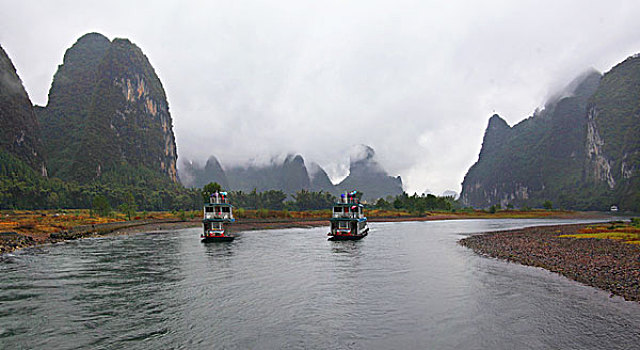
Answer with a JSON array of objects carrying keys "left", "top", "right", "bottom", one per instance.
[
  {"left": 333, "top": 202, "right": 364, "bottom": 207},
  {"left": 203, "top": 218, "right": 236, "bottom": 222},
  {"left": 204, "top": 202, "right": 233, "bottom": 207},
  {"left": 330, "top": 217, "right": 367, "bottom": 222}
]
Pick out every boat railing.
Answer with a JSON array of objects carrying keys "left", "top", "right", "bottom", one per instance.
[
  {"left": 332, "top": 212, "right": 361, "bottom": 219},
  {"left": 209, "top": 198, "right": 229, "bottom": 204},
  {"left": 209, "top": 192, "right": 229, "bottom": 204},
  {"left": 205, "top": 212, "right": 234, "bottom": 220}
]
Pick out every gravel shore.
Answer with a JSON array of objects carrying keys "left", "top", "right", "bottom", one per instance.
[{"left": 459, "top": 223, "right": 640, "bottom": 302}]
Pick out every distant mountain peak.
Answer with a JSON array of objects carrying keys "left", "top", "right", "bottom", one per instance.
[
  {"left": 349, "top": 144, "right": 376, "bottom": 165},
  {"left": 284, "top": 154, "right": 305, "bottom": 164},
  {"left": 338, "top": 145, "right": 403, "bottom": 201},
  {"left": 487, "top": 114, "right": 509, "bottom": 130}
]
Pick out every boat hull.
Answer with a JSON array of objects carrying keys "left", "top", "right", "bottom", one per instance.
[
  {"left": 328, "top": 231, "right": 368, "bottom": 241},
  {"left": 201, "top": 235, "right": 235, "bottom": 243},
  {"left": 328, "top": 227, "right": 369, "bottom": 241}
]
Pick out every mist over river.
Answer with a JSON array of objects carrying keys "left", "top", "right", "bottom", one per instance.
[{"left": 1, "top": 219, "right": 639, "bottom": 349}]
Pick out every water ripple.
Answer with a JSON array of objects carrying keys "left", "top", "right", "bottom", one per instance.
[{"left": 0, "top": 219, "right": 638, "bottom": 349}]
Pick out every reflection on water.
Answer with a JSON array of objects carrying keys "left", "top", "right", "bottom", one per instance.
[
  {"left": 1, "top": 219, "right": 639, "bottom": 349},
  {"left": 203, "top": 241, "right": 236, "bottom": 258},
  {"left": 330, "top": 240, "right": 362, "bottom": 255}
]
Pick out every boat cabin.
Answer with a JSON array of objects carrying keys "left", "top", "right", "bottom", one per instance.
[
  {"left": 332, "top": 203, "right": 364, "bottom": 219},
  {"left": 203, "top": 192, "right": 234, "bottom": 221}
]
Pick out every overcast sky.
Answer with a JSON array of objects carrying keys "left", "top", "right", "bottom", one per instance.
[{"left": 2, "top": 1, "right": 640, "bottom": 195}]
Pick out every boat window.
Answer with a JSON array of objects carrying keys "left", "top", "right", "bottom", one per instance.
[
  {"left": 339, "top": 221, "right": 349, "bottom": 229},
  {"left": 222, "top": 206, "right": 230, "bottom": 213},
  {"left": 205, "top": 207, "right": 213, "bottom": 212},
  {"left": 334, "top": 207, "right": 342, "bottom": 213}
]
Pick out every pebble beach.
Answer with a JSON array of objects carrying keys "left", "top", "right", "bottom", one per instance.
[{"left": 460, "top": 223, "right": 640, "bottom": 302}]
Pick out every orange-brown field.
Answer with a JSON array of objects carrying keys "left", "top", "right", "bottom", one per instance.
[
  {"left": 0, "top": 208, "right": 609, "bottom": 255},
  {"left": 0, "top": 208, "right": 593, "bottom": 241},
  {"left": 559, "top": 222, "right": 640, "bottom": 244},
  {"left": 0, "top": 210, "right": 181, "bottom": 242}
]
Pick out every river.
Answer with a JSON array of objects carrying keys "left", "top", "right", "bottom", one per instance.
[{"left": 1, "top": 219, "right": 639, "bottom": 349}]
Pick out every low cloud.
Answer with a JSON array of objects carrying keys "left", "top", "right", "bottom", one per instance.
[{"left": 4, "top": 1, "right": 640, "bottom": 194}]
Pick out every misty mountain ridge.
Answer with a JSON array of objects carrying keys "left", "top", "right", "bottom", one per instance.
[
  {"left": 5, "top": 30, "right": 639, "bottom": 212},
  {"left": 180, "top": 145, "right": 403, "bottom": 201},
  {"left": 2, "top": 33, "right": 403, "bottom": 206},
  {"left": 461, "top": 56, "right": 640, "bottom": 211}
]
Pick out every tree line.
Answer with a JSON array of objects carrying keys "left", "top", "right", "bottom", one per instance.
[
  {"left": 0, "top": 150, "right": 201, "bottom": 211},
  {"left": 201, "top": 183, "right": 336, "bottom": 211},
  {"left": 201, "top": 182, "right": 459, "bottom": 213},
  {"left": 373, "top": 192, "right": 457, "bottom": 214},
  {"left": 1, "top": 150, "right": 459, "bottom": 214}
]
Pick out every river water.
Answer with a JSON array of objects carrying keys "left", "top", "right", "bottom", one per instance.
[{"left": 1, "top": 219, "right": 638, "bottom": 349}]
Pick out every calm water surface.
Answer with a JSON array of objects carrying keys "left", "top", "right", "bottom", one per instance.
[{"left": 1, "top": 219, "right": 639, "bottom": 349}]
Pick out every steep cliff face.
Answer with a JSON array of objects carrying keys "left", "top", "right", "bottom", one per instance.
[
  {"left": 461, "top": 70, "right": 603, "bottom": 209},
  {"left": 585, "top": 107, "right": 615, "bottom": 189},
  {"left": 38, "top": 33, "right": 178, "bottom": 184},
  {"left": 36, "top": 33, "right": 110, "bottom": 179},
  {"left": 462, "top": 56, "right": 640, "bottom": 211},
  {"left": 0, "top": 45, "right": 47, "bottom": 175},
  {"left": 584, "top": 55, "right": 640, "bottom": 210},
  {"left": 460, "top": 115, "right": 534, "bottom": 207}
]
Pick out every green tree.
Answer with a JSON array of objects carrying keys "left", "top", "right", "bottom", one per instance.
[
  {"left": 118, "top": 192, "right": 137, "bottom": 220},
  {"left": 92, "top": 194, "right": 111, "bottom": 217},
  {"left": 543, "top": 200, "right": 553, "bottom": 210},
  {"left": 374, "top": 197, "right": 392, "bottom": 210},
  {"left": 261, "top": 190, "right": 287, "bottom": 210},
  {"left": 290, "top": 190, "right": 336, "bottom": 210},
  {"left": 201, "top": 182, "right": 223, "bottom": 203}
]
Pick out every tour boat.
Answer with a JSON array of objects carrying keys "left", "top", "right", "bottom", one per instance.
[
  {"left": 328, "top": 191, "right": 369, "bottom": 241},
  {"left": 202, "top": 191, "right": 235, "bottom": 242}
]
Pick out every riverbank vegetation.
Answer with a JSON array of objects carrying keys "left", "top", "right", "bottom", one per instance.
[
  {"left": 0, "top": 180, "right": 605, "bottom": 244},
  {"left": 558, "top": 219, "right": 640, "bottom": 244},
  {"left": 0, "top": 206, "right": 588, "bottom": 241},
  {"left": 0, "top": 150, "right": 202, "bottom": 210}
]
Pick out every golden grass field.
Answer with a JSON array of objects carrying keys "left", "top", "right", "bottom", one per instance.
[{"left": 560, "top": 223, "right": 640, "bottom": 244}]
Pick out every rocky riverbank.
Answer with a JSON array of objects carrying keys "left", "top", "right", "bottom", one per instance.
[{"left": 459, "top": 223, "right": 640, "bottom": 302}]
